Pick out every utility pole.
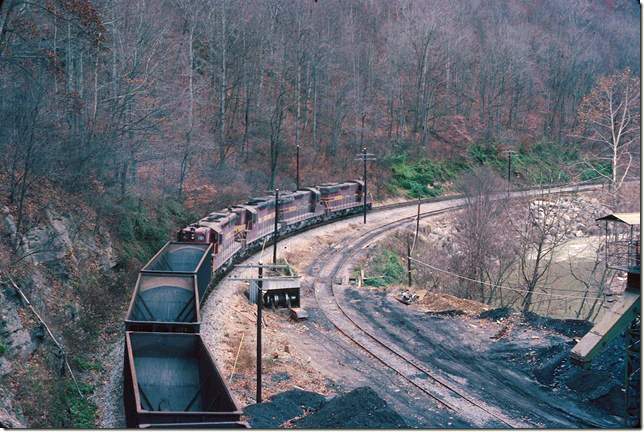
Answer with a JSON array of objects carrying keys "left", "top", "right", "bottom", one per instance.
[
  {"left": 407, "top": 239, "right": 412, "bottom": 287},
  {"left": 414, "top": 198, "right": 421, "bottom": 248},
  {"left": 296, "top": 145, "right": 300, "bottom": 190},
  {"left": 355, "top": 148, "right": 376, "bottom": 224},
  {"left": 230, "top": 262, "right": 299, "bottom": 404},
  {"left": 363, "top": 147, "right": 367, "bottom": 224},
  {"left": 256, "top": 261, "right": 263, "bottom": 403},
  {"left": 501, "top": 150, "right": 517, "bottom": 194},
  {"left": 273, "top": 188, "right": 279, "bottom": 264}
]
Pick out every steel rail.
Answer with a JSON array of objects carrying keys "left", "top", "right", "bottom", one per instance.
[
  {"left": 309, "top": 182, "right": 610, "bottom": 428},
  {"left": 311, "top": 205, "right": 523, "bottom": 427},
  {"left": 212, "top": 181, "right": 612, "bottom": 424}
]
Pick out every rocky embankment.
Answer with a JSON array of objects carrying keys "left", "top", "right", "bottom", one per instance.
[{"left": 0, "top": 204, "right": 117, "bottom": 427}]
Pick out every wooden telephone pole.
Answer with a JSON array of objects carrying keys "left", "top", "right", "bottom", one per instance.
[{"left": 355, "top": 148, "right": 376, "bottom": 224}]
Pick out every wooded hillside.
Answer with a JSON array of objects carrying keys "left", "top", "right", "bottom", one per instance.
[{"left": 0, "top": 0, "right": 640, "bottom": 223}]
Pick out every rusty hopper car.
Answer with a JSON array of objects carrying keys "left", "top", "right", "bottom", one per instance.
[
  {"left": 141, "top": 242, "right": 213, "bottom": 301},
  {"left": 125, "top": 273, "right": 200, "bottom": 333},
  {"left": 124, "top": 332, "right": 242, "bottom": 428}
]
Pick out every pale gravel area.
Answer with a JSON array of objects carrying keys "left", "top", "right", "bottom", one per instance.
[{"left": 95, "top": 337, "right": 125, "bottom": 428}]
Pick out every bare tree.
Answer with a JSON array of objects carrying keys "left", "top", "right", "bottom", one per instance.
[
  {"left": 575, "top": 68, "right": 640, "bottom": 194},
  {"left": 511, "top": 193, "right": 576, "bottom": 312},
  {"left": 452, "top": 166, "right": 515, "bottom": 302}
]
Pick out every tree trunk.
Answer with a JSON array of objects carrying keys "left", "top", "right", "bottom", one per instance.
[{"left": 219, "top": 2, "right": 226, "bottom": 168}]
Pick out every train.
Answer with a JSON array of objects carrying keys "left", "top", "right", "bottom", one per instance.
[{"left": 123, "top": 180, "right": 371, "bottom": 428}]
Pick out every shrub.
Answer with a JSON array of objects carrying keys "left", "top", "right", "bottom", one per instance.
[
  {"left": 387, "top": 154, "right": 464, "bottom": 198},
  {"left": 71, "top": 356, "right": 104, "bottom": 372},
  {"left": 579, "top": 160, "right": 611, "bottom": 182},
  {"left": 115, "top": 196, "right": 199, "bottom": 268},
  {"left": 364, "top": 247, "right": 406, "bottom": 287},
  {"left": 66, "top": 381, "right": 97, "bottom": 428}
]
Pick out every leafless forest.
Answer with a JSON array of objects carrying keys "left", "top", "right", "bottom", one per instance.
[{"left": 0, "top": 0, "right": 640, "bottom": 222}]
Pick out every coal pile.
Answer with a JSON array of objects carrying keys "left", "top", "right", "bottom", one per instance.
[
  {"left": 556, "top": 337, "right": 626, "bottom": 416},
  {"left": 482, "top": 308, "right": 627, "bottom": 417},
  {"left": 244, "top": 387, "right": 407, "bottom": 428},
  {"left": 243, "top": 389, "right": 326, "bottom": 428},
  {"left": 522, "top": 311, "right": 593, "bottom": 338},
  {"left": 479, "top": 307, "right": 513, "bottom": 321},
  {"left": 293, "top": 387, "right": 408, "bottom": 429},
  {"left": 522, "top": 336, "right": 626, "bottom": 416},
  {"left": 426, "top": 309, "right": 465, "bottom": 317}
]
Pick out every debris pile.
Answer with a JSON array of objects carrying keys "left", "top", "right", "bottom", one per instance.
[
  {"left": 397, "top": 291, "right": 418, "bottom": 305},
  {"left": 415, "top": 291, "right": 490, "bottom": 315}
]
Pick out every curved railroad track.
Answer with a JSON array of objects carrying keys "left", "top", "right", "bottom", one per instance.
[
  {"left": 307, "top": 183, "right": 610, "bottom": 428},
  {"left": 311, "top": 205, "right": 522, "bottom": 427}
]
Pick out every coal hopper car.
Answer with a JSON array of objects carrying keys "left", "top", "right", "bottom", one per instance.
[
  {"left": 124, "top": 332, "right": 243, "bottom": 428},
  {"left": 125, "top": 272, "right": 200, "bottom": 333},
  {"left": 140, "top": 241, "right": 213, "bottom": 301}
]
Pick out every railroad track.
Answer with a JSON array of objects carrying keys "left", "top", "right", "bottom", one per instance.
[
  {"left": 307, "top": 183, "right": 608, "bottom": 428},
  {"left": 310, "top": 205, "right": 523, "bottom": 428}
]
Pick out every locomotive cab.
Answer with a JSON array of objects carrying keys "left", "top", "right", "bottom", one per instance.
[
  {"left": 232, "top": 206, "right": 257, "bottom": 243},
  {"left": 349, "top": 179, "right": 370, "bottom": 204},
  {"left": 177, "top": 224, "right": 212, "bottom": 243}
]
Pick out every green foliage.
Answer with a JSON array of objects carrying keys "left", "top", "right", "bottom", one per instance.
[
  {"left": 71, "top": 356, "right": 104, "bottom": 372},
  {"left": 364, "top": 246, "right": 406, "bottom": 287},
  {"left": 467, "top": 139, "right": 582, "bottom": 184},
  {"left": 0, "top": 341, "right": 6, "bottom": 356},
  {"left": 579, "top": 160, "right": 611, "bottom": 181},
  {"left": 385, "top": 139, "right": 610, "bottom": 199},
  {"left": 467, "top": 143, "right": 505, "bottom": 169},
  {"left": 115, "top": 196, "right": 199, "bottom": 267},
  {"left": 510, "top": 140, "right": 579, "bottom": 184},
  {"left": 387, "top": 154, "right": 465, "bottom": 198},
  {"left": 66, "top": 381, "right": 97, "bottom": 428}
]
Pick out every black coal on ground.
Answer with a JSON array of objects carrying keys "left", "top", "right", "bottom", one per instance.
[
  {"left": 481, "top": 307, "right": 627, "bottom": 417},
  {"left": 243, "top": 387, "right": 407, "bottom": 428},
  {"left": 243, "top": 389, "right": 326, "bottom": 428}
]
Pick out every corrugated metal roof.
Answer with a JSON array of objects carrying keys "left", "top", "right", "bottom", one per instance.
[{"left": 596, "top": 213, "right": 640, "bottom": 226}]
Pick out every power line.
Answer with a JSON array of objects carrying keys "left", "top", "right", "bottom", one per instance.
[
  {"left": 408, "top": 257, "right": 606, "bottom": 301},
  {"left": 408, "top": 249, "right": 607, "bottom": 294}
]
